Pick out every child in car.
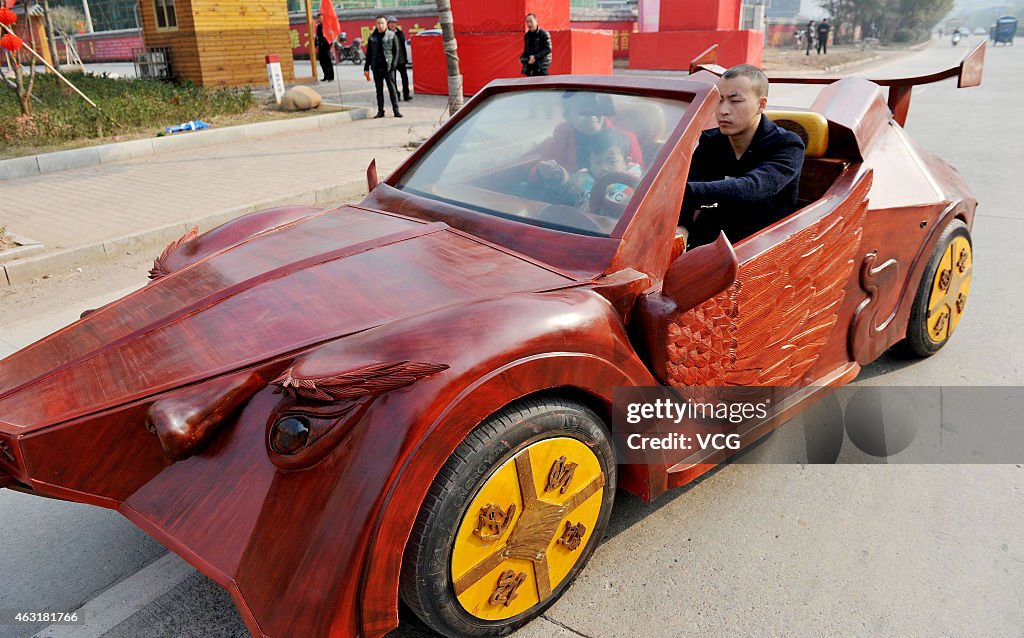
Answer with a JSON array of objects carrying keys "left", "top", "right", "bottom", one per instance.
[{"left": 537, "top": 128, "right": 642, "bottom": 216}]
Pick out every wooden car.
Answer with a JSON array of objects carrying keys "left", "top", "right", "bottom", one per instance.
[{"left": 0, "top": 43, "right": 985, "bottom": 638}]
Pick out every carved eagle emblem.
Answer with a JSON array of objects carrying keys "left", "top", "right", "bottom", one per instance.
[
  {"left": 271, "top": 360, "right": 449, "bottom": 402},
  {"left": 149, "top": 226, "right": 199, "bottom": 280}
]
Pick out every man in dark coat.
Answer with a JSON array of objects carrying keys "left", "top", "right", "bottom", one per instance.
[
  {"left": 520, "top": 13, "right": 552, "bottom": 76},
  {"left": 387, "top": 16, "right": 412, "bottom": 101},
  {"left": 314, "top": 15, "right": 334, "bottom": 82},
  {"left": 805, "top": 20, "right": 815, "bottom": 55},
  {"left": 817, "top": 18, "right": 831, "bottom": 54},
  {"left": 363, "top": 15, "right": 402, "bottom": 118},
  {"left": 680, "top": 65, "right": 805, "bottom": 247}
]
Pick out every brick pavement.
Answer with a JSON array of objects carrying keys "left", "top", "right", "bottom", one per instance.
[{"left": 0, "top": 88, "right": 448, "bottom": 282}]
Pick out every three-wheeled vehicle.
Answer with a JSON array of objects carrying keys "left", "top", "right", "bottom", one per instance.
[{"left": 994, "top": 15, "right": 1017, "bottom": 45}]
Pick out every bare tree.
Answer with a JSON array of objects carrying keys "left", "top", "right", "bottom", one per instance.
[
  {"left": 49, "top": 6, "right": 85, "bottom": 64},
  {"left": 436, "top": 0, "right": 463, "bottom": 115}
]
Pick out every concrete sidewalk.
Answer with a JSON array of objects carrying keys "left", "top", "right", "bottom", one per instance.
[{"left": 0, "top": 87, "right": 450, "bottom": 286}]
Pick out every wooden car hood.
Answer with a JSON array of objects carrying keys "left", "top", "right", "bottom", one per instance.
[{"left": 0, "top": 206, "right": 574, "bottom": 431}]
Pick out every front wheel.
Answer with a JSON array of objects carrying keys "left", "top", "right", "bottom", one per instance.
[
  {"left": 400, "top": 397, "right": 616, "bottom": 637},
  {"left": 902, "top": 219, "right": 972, "bottom": 357}
]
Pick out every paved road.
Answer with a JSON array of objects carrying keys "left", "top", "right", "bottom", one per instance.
[{"left": 2, "top": 40, "right": 1022, "bottom": 638}]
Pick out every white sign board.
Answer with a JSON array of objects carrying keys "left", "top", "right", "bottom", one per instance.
[{"left": 266, "top": 55, "right": 286, "bottom": 104}]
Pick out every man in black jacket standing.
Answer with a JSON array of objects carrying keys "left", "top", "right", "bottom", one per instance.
[
  {"left": 387, "top": 16, "right": 412, "bottom": 101},
  {"left": 314, "top": 15, "right": 334, "bottom": 82},
  {"left": 520, "top": 13, "right": 552, "bottom": 76},
  {"left": 817, "top": 18, "right": 831, "bottom": 54},
  {"left": 680, "top": 65, "right": 805, "bottom": 247},
  {"left": 364, "top": 15, "right": 402, "bottom": 118}
]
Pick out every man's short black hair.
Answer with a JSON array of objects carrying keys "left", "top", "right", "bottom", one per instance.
[
  {"left": 375, "top": 14, "right": 386, "bottom": 21},
  {"left": 722, "top": 64, "right": 769, "bottom": 99},
  {"left": 525, "top": 13, "right": 537, "bottom": 20}
]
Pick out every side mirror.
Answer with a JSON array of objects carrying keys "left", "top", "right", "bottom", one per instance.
[
  {"left": 367, "top": 158, "right": 379, "bottom": 192},
  {"left": 662, "top": 232, "right": 738, "bottom": 313}
]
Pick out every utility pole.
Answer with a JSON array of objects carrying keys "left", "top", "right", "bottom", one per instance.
[{"left": 82, "top": 0, "right": 94, "bottom": 33}]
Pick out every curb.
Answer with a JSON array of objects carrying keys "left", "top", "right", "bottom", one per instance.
[
  {"left": 0, "top": 233, "right": 43, "bottom": 264},
  {"left": 1, "top": 178, "right": 368, "bottom": 286},
  {"left": 0, "top": 107, "right": 371, "bottom": 181}
]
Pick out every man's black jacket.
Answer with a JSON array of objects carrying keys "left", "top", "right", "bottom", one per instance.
[
  {"left": 681, "top": 115, "right": 805, "bottom": 244},
  {"left": 364, "top": 30, "right": 399, "bottom": 72},
  {"left": 520, "top": 28, "right": 552, "bottom": 70},
  {"left": 394, "top": 28, "right": 409, "bottom": 65}
]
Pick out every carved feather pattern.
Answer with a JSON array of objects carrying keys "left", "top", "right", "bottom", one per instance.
[
  {"left": 149, "top": 226, "right": 199, "bottom": 280},
  {"left": 272, "top": 361, "right": 450, "bottom": 402},
  {"left": 667, "top": 173, "right": 871, "bottom": 387}
]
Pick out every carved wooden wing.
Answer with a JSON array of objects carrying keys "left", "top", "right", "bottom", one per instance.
[
  {"left": 272, "top": 361, "right": 449, "bottom": 401},
  {"left": 666, "top": 173, "right": 871, "bottom": 387}
]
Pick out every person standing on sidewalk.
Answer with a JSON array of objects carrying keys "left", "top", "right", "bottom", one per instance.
[
  {"left": 805, "top": 20, "right": 815, "bottom": 55},
  {"left": 387, "top": 16, "right": 413, "bottom": 101},
  {"left": 520, "top": 13, "right": 552, "bottom": 77},
  {"left": 817, "top": 18, "right": 831, "bottom": 54},
  {"left": 315, "top": 15, "right": 335, "bottom": 82},
  {"left": 364, "top": 15, "right": 402, "bottom": 118}
]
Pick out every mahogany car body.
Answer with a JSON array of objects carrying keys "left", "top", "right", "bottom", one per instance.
[{"left": 0, "top": 45, "right": 983, "bottom": 638}]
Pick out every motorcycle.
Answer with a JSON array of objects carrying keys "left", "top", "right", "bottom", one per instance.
[
  {"left": 951, "top": 30, "right": 962, "bottom": 45},
  {"left": 334, "top": 34, "right": 363, "bottom": 64}
]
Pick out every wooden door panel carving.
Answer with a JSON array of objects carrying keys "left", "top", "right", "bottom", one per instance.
[{"left": 665, "top": 172, "right": 872, "bottom": 387}]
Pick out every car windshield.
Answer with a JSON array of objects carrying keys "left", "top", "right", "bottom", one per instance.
[{"left": 396, "top": 89, "right": 690, "bottom": 237}]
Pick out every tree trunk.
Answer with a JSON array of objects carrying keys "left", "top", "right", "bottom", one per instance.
[
  {"left": 436, "top": 0, "right": 463, "bottom": 115},
  {"left": 41, "top": 0, "right": 62, "bottom": 70}
]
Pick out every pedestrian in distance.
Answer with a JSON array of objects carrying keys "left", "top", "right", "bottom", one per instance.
[
  {"left": 817, "top": 18, "right": 831, "bottom": 54},
  {"left": 805, "top": 20, "right": 815, "bottom": 55},
  {"left": 315, "top": 14, "right": 335, "bottom": 82},
  {"left": 520, "top": 13, "right": 552, "bottom": 77},
  {"left": 364, "top": 14, "right": 402, "bottom": 118},
  {"left": 387, "top": 16, "right": 413, "bottom": 101}
]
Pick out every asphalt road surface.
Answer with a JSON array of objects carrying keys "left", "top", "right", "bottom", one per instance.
[{"left": 1, "top": 40, "right": 1022, "bottom": 638}]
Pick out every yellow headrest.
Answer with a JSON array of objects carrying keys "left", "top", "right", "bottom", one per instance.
[{"left": 765, "top": 110, "right": 829, "bottom": 158}]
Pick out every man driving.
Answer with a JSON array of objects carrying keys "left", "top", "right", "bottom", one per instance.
[{"left": 680, "top": 64, "right": 805, "bottom": 247}]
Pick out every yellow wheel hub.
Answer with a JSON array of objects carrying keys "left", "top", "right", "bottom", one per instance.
[
  {"left": 926, "top": 235, "right": 972, "bottom": 343},
  {"left": 450, "top": 437, "right": 606, "bottom": 621}
]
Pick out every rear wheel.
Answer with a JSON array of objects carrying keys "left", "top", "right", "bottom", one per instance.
[
  {"left": 903, "top": 219, "right": 972, "bottom": 357},
  {"left": 400, "top": 397, "right": 615, "bottom": 637}
]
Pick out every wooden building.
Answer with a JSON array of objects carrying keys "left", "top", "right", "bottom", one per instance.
[{"left": 139, "top": 0, "right": 295, "bottom": 86}]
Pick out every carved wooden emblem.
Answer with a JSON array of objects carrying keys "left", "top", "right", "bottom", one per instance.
[
  {"left": 488, "top": 569, "right": 527, "bottom": 607},
  {"left": 474, "top": 503, "right": 516, "bottom": 542},
  {"left": 932, "top": 309, "right": 950, "bottom": 337},
  {"left": 939, "top": 268, "right": 952, "bottom": 291},
  {"left": 557, "top": 521, "right": 586, "bottom": 551},
  {"left": 272, "top": 361, "right": 449, "bottom": 402},
  {"left": 149, "top": 226, "right": 198, "bottom": 280},
  {"left": 956, "top": 248, "right": 969, "bottom": 272},
  {"left": 545, "top": 456, "right": 577, "bottom": 494}
]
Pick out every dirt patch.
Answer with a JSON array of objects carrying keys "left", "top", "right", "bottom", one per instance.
[
  {"left": 763, "top": 43, "right": 914, "bottom": 72},
  {"left": 0, "top": 228, "right": 18, "bottom": 251}
]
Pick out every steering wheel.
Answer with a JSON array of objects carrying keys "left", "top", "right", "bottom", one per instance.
[
  {"left": 534, "top": 204, "right": 604, "bottom": 233},
  {"left": 589, "top": 171, "right": 642, "bottom": 220}
]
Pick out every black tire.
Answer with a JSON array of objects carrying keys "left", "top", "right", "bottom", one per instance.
[
  {"left": 400, "top": 396, "right": 616, "bottom": 637},
  {"left": 902, "top": 219, "right": 972, "bottom": 357}
]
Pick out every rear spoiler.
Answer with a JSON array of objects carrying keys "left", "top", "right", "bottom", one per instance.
[{"left": 688, "top": 42, "right": 986, "bottom": 127}]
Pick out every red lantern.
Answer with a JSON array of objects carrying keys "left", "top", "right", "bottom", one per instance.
[
  {"left": 0, "top": 7, "right": 17, "bottom": 26},
  {"left": 0, "top": 33, "right": 22, "bottom": 51}
]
